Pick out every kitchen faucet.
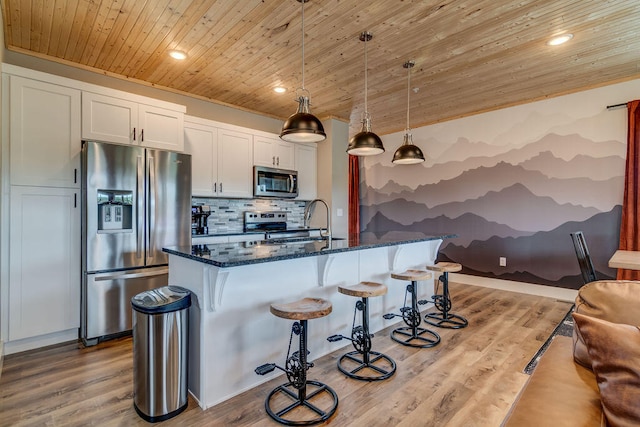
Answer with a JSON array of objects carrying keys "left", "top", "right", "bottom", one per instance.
[{"left": 303, "top": 199, "right": 331, "bottom": 240}]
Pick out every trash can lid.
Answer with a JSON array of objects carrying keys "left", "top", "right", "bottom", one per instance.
[{"left": 131, "top": 285, "right": 192, "bottom": 314}]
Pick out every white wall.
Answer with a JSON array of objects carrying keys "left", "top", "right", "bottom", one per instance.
[{"left": 316, "top": 118, "right": 350, "bottom": 237}]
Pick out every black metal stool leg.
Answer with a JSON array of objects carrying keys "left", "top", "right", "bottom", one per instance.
[
  {"left": 388, "top": 281, "right": 440, "bottom": 348},
  {"left": 333, "top": 297, "right": 396, "bottom": 381},
  {"left": 424, "top": 272, "right": 468, "bottom": 329},
  {"left": 259, "top": 320, "right": 339, "bottom": 425}
]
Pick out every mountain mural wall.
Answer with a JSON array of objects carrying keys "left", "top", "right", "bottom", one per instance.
[{"left": 360, "top": 81, "right": 636, "bottom": 290}]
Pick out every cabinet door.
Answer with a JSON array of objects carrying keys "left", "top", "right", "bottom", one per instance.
[
  {"left": 295, "top": 143, "right": 317, "bottom": 200},
  {"left": 9, "top": 76, "right": 81, "bottom": 188},
  {"left": 81, "top": 92, "right": 137, "bottom": 145},
  {"left": 184, "top": 121, "right": 217, "bottom": 197},
  {"left": 253, "top": 136, "right": 295, "bottom": 169},
  {"left": 9, "top": 186, "right": 80, "bottom": 341},
  {"left": 139, "top": 104, "right": 184, "bottom": 151},
  {"left": 217, "top": 128, "right": 253, "bottom": 198},
  {"left": 253, "top": 136, "right": 276, "bottom": 167},
  {"left": 274, "top": 139, "right": 295, "bottom": 169}
]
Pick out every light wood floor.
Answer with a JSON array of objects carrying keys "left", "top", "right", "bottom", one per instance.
[{"left": 0, "top": 283, "right": 572, "bottom": 426}]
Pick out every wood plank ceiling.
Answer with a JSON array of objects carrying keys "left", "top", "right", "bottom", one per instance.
[{"left": 2, "top": 0, "right": 640, "bottom": 137}]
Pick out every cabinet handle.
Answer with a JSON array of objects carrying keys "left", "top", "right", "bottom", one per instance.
[
  {"left": 133, "top": 127, "right": 136, "bottom": 141},
  {"left": 74, "top": 193, "right": 77, "bottom": 208},
  {"left": 141, "top": 129, "right": 144, "bottom": 142},
  {"left": 277, "top": 156, "right": 280, "bottom": 166},
  {"left": 272, "top": 156, "right": 275, "bottom": 166},
  {"left": 74, "top": 168, "right": 77, "bottom": 184},
  {"left": 214, "top": 182, "right": 217, "bottom": 193},
  {"left": 220, "top": 183, "right": 223, "bottom": 193}
]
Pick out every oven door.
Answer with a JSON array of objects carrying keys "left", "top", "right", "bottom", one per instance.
[{"left": 254, "top": 166, "right": 298, "bottom": 198}]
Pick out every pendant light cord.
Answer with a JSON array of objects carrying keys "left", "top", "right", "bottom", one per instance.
[
  {"left": 301, "top": 0, "right": 305, "bottom": 90},
  {"left": 364, "top": 35, "right": 368, "bottom": 113},
  {"left": 406, "top": 64, "right": 411, "bottom": 131}
]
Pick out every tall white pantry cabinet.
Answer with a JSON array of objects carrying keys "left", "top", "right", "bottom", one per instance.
[{"left": 3, "top": 73, "right": 82, "bottom": 347}]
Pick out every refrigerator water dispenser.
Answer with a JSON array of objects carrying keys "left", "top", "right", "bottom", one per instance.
[{"left": 97, "top": 190, "right": 133, "bottom": 233}]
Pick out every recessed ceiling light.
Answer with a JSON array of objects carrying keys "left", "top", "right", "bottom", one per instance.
[
  {"left": 547, "top": 33, "right": 573, "bottom": 46},
  {"left": 169, "top": 50, "right": 187, "bottom": 60},
  {"left": 274, "top": 87, "right": 286, "bottom": 93}
]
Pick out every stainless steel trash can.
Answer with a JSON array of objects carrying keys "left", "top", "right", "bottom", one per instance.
[{"left": 132, "top": 285, "right": 191, "bottom": 423}]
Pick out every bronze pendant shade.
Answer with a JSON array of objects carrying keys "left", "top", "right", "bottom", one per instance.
[
  {"left": 281, "top": 94, "right": 326, "bottom": 143},
  {"left": 392, "top": 60, "right": 425, "bottom": 165},
  {"left": 347, "top": 31, "right": 384, "bottom": 156},
  {"left": 392, "top": 133, "right": 425, "bottom": 164},
  {"left": 280, "top": 0, "right": 326, "bottom": 143}
]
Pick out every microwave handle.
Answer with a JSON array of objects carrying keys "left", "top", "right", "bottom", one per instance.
[{"left": 289, "top": 174, "right": 294, "bottom": 193}]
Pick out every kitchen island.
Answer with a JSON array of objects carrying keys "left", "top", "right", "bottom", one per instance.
[{"left": 164, "top": 231, "right": 455, "bottom": 409}]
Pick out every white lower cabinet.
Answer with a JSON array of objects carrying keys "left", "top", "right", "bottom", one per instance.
[
  {"left": 192, "top": 235, "right": 229, "bottom": 245},
  {"left": 8, "top": 186, "right": 80, "bottom": 341}
]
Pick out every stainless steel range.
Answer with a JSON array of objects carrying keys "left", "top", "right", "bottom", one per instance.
[{"left": 244, "top": 211, "right": 311, "bottom": 239}]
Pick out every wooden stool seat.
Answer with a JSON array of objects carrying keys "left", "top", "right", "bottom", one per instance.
[
  {"left": 338, "top": 281, "right": 387, "bottom": 298},
  {"left": 391, "top": 269, "right": 432, "bottom": 282},
  {"left": 270, "top": 297, "right": 332, "bottom": 320},
  {"left": 426, "top": 262, "right": 462, "bottom": 273}
]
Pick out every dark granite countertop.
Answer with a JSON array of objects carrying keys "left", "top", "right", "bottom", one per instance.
[{"left": 164, "top": 231, "right": 457, "bottom": 268}]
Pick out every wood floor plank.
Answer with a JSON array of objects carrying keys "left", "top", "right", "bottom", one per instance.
[{"left": 0, "top": 283, "right": 571, "bottom": 426}]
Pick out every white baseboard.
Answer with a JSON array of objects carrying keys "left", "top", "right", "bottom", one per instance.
[
  {"left": 451, "top": 273, "right": 578, "bottom": 303},
  {"left": 4, "top": 329, "right": 78, "bottom": 355}
]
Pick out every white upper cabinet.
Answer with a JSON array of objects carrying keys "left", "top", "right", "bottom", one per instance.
[
  {"left": 253, "top": 135, "right": 295, "bottom": 169},
  {"left": 184, "top": 117, "right": 253, "bottom": 198},
  {"left": 8, "top": 75, "right": 81, "bottom": 188},
  {"left": 138, "top": 103, "right": 185, "bottom": 151},
  {"left": 217, "top": 128, "right": 253, "bottom": 197},
  {"left": 82, "top": 91, "right": 184, "bottom": 151},
  {"left": 185, "top": 120, "right": 217, "bottom": 197},
  {"left": 81, "top": 92, "right": 137, "bottom": 145},
  {"left": 295, "top": 143, "right": 317, "bottom": 200}
]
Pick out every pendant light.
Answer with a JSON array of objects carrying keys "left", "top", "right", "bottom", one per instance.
[
  {"left": 280, "top": 0, "right": 326, "bottom": 143},
  {"left": 392, "top": 60, "right": 425, "bottom": 165},
  {"left": 347, "top": 31, "right": 385, "bottom": 156}
]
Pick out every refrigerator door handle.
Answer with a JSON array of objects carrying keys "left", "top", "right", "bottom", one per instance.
[
  {"left": 136, "top": 155, "right": 144, "bottom": 259},
  {"left": 148, "top": 155, "right": 156, "bottom": 260},
  {"left": 93, "top": 268, "right": 169, "bottom": 282}
]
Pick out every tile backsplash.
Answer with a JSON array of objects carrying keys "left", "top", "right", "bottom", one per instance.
[{"left": 192, "top": 197, "right": 307, "bottom": 234}]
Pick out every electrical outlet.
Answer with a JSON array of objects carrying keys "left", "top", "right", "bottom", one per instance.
[{"left": 499, "top": 257, "right": 507, "bottom": 267}]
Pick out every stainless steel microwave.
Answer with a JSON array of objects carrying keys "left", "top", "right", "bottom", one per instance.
[{"left": 254, "top": 166, "right": 298, "bottom": 198}]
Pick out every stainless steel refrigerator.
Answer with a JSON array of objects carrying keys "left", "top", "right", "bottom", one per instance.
[{"left": 81, "top": 141, "right": 191, "bottom": 346}]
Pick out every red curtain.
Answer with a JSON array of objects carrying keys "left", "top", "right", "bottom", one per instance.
[
  {"left": 348, "top": 155, "right": 360, "bottom": 238},
  {"left": 617, "top": 100, "right": 640, "bottom": 280}
]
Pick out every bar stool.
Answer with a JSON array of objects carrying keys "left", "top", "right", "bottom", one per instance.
[
  {"left": 424, "top": 262, "right": 468, "bottom": 329},
  {"left": 327, "top": 282, "right": 396, "bottom": 381},
  {"left": 255, "top": 297, "right": 338, "bottom": 426},
  {"left": 383, "top": 269, "right": 441, "bottom": 348}
]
